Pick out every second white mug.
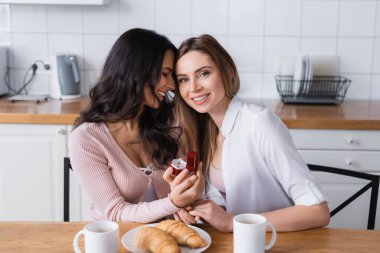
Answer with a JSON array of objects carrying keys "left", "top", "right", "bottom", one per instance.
[
  {"left": 233, "top": 213, "right": 276, "bottom": 253},
  {"left": 73, "top": 221, "right": 119, "bottom": 253}
]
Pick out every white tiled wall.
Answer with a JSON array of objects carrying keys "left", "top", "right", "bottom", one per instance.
[{"left": 0, "top": 0, "right": 379, "bottom": 100}]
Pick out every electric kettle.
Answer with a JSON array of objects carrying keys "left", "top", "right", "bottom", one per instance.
[{"left": 50, "top": 54, "right": 81, "bottom": 99}]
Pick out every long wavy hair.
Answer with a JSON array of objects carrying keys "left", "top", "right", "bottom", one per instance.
[
  {"left": 175, "top": 34, "right": 240, "bottom": 174},
  {"left": 75, "top": 28, "right": 180, "bottom": 168}
]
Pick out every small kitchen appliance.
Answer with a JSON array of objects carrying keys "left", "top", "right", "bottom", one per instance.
[
  {"left": 0, "top": 46, "right": 8, "bottom": 96},
  {"left": 50, "top": 54, "right": 81, "bottom": 99}
]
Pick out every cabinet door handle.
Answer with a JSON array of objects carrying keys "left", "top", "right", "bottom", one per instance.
[
  {"left": 347, "top": 138, "right": 354, "bottom": 144},
  {"left": 346, "top": 160, "right": 353, "bottom": 166}
]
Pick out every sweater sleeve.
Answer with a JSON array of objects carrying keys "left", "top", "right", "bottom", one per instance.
[
  {"left": 254, "top": 110, "right": 326, "bottom": 206},
  {"left": 68, "top": 125, "right": 180, "bottom": 222}
]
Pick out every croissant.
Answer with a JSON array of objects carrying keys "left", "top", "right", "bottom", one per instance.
[
  {"left": 156, "top": 220, "right": 207, "bottom": 248},
  {"left": 135, "top": 227, "right": 180, "bottom": 253}
]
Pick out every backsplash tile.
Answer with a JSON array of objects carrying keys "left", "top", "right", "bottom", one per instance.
[
  {"left": 237, "top": 72, "right": 263, "bottom": 99},
  {"left": 228, "top": 36, "right": 264, "bottom": 72},
  {"left": 301, "top": 1, "right": 339, "bottom": 37},
  {"left": 262, "top": 73, "right": 281, "bottom": 99},
  {"left": 338, "top": 0, "right": 376, "bottom": 37},
  {"left": 344, "top": 74, "right": 371, "bottom": 100},
  {"left": 156, "top": 0, "right": 191, "bottom": 35},
  {"left": 228, "top": 0, "right": 264, "bottom": 36},
  {"left": 265, "top": 0, "right": 301, "bottom": 36},
  {"left": 376, "top": 2, "right": 380, "bottom": 36},
  {"left": 11, "top": 33, "right": 48, "bottom": 69},
  {"left": 263, "top": 37, "right": 300, "bottom": 72},
  {"left": 300, "top": 37, "right": 337, "bottom": 54},
  {"left": 83, "top": 34, "right": 118, "bottom": 70},
  {"left": 119, "top": 0, "right": 155, "bottom": 32},
  {"left": 192, "top": 0, "right": 228, "bottom": 35},
  {"left": 338, "top": 38, "right": 373, "bottom": 74},
  {"left": 0, "top": 5, "right": 11, "bottom": 32},
  {"left": 46, "top": 5, "right": 83, "bottom": 33},
  {"left": 11, "top": 5, "right": 47, "bottom": 33},
  {"left": 1, "top": 0, "right": 379, "bottom": 101},
  {"left": 0, "top": 32, "right": 11, "bottom": 46},
  {"left": 371, "top": 75, "right": 380, "bottom": 100},
  {"left": 373, "top": 38, "right": 380, "bottom": 74},
  {"left": 83, "top": 0, "right": 119, "bottom": 34}
]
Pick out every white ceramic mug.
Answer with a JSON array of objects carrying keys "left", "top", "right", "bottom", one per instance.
[
  {"left": 73, "top": 221, "right": 119, "bottom": 253},
  {"left": 233, "top": 213, "right": 277, "bottom": 253}
]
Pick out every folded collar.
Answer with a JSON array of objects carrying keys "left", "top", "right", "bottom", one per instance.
[{"left": 221, "top": 96, "right": 242, "bottom": 137}]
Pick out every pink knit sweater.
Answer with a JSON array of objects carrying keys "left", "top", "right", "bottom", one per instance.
[{"left": 68, "top": 122, "right": 180, "bottom": 222}]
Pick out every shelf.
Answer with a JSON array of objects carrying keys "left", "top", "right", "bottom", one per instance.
[{"left": 0, "top": 0, "right": 110, "bottom": 5}]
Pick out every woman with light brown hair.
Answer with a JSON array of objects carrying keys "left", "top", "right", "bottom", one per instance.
[{"left": 167, "top": 34, "right": 330, "bottom": 232}]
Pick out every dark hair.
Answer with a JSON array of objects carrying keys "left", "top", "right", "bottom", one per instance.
[{"left": 75, "top": 28, "right": 179, "bottom": 167}]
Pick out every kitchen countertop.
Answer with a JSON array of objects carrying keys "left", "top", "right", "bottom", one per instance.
[
  {"left": 1, "top": 96, "right": 380, "bottom": 130},
  {"left": 0, "top": 96, "right": 90, "bottom": 125}
]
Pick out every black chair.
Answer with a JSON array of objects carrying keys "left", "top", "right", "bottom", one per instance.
[
  {"left": 308, "top": 164, "right": 380, "bottom": 230},
  {"left": 63, "top": 157, "right": 73, "bottom": 222}
]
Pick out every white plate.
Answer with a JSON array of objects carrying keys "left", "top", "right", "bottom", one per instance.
[
  {"left": 122, "top": 223, "right": 211, "bottom": 253},
  {"left": 293, "top": 55, "right": 305, "bottom": 96}
]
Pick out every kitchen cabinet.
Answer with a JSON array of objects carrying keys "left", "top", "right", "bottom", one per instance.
[
  {"left": 0, "top": 124, "right": 68, "bottom": 221},
  {"left": 290, "top": 129, "right": 380, "bottom": 230},
  {"left": 0, "top": 0, "right": 110, "bottom": 5}
]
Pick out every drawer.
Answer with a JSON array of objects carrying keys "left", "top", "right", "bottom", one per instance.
[
  {"left": 298, "top": 150, "right": 380, "bottom": 172},
  {"left": 290, "top": 129, "right": 380, "bottom": 150}
]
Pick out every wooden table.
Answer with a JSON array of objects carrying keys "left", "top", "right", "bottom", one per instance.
[{"left": 1, "top": 222, "right": 380, "bottom": 253}]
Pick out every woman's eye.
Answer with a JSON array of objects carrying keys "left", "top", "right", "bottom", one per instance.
[
  {"left": 162, "top": 70, "right": 172, "bottom": 77},
  {"left": 199, "top": 71, "right": 209, "bottom": 78},
  {"left": 177, "top": 77, "right": 188, "bottom": 84}
]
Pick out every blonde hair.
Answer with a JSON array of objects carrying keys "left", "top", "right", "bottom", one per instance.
[{"left": 175, "top": 34, "right": 240, "bottom": 174}]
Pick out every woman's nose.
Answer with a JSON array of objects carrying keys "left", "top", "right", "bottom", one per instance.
[
  {"left": 167, "top": 76, "right": 175, "bottom": 90},
  {"left": 189, "top": 79, "right": 200, "bottom": 92}
]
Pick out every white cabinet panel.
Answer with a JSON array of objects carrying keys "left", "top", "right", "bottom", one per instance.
[
  {"left": 290, "top": 129, "right": 380, "bottom": 150},
  {"left": 291, "top": 129, "right": 380, "bottom": 230},
  {"left": 0, "top": 124, "right": 67, "bottom": 221},
  {"left": 299, "top": 150, "right": 380, "bottom": 172},
  {"left": 312, "top": 171, "right": 372, "bottom": 229},
  {"left": 322, "top": 182, "right": 370, "bottom": 230}
]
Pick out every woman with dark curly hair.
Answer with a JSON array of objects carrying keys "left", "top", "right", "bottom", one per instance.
[{"left": 69, "top": 28, "right": 204, "bottom": 222}]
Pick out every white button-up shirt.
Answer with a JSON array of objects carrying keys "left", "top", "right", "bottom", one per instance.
[{"left": 204, "top": 97, "right": 325, "bottom": 214}]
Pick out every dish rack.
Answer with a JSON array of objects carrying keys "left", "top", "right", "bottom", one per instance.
[{"left": 275, "top": 75, "right": 351, "bottom": 105}]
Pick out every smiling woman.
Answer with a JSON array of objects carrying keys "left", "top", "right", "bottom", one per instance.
[
  {"left": 68, "top": 28, "right": 205, "bottom": 223},
  {"left": 172, "top": 34, "right": 330, "bottom": 232}
]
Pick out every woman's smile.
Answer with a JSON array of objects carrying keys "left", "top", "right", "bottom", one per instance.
[{"left": 192, "top": 93, "right": 210, "bottom": 105}]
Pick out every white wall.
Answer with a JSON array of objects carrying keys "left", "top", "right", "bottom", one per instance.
[{"left": 0, "top": 0, "right": 379, "bottom": 100}]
